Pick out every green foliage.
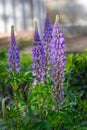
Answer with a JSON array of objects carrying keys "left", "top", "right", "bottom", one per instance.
[
  {"left": 18, "top": 39, "right": 32, "bottom": 50},
  {"left": 66, "top": 50, "right": 87, "bottom": 99},
  {"left": 20, "top": 53, "right": 32, "bottom": 70},
  {"left": 0, "top": 49, "right": 87, "bottom": 129}
]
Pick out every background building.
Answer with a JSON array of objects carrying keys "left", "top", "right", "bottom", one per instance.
[
  {"left": 0, "top": 0, "right": 87, "bottom": 52},
  {"left": 0, "top": 0, "right": 87, "bottom": 37},
  {"left": 0, "top": 0, "right": 46, "bottom": 34}
]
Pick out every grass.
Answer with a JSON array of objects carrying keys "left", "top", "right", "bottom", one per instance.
[
  {"left": 17, "top": 39, "right": 32, "bottom": 50},
  {"left": 0, "top": 50, "right": 32, "bottom": 73},
  {"left": 20, "top": 53, "right": 32, "bottom": 66}
]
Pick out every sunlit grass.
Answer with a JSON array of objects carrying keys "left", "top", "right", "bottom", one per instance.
[{"left": 20, "top": 53, "right": 32, "bottom": 66}]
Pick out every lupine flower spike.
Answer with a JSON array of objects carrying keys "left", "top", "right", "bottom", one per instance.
[
  {"left": 42, "top": 13, "right": 52, "bottom": 44},
  {"left": 8, "top": 25, "right": 20, "bottom": 72},
  {"left": 32, "top": 21, "right": 45, "bottom": 85},
  {"left": 42, "top": 13, "right": 52, "bottom": 80},
  {"left": 51, "top": 15, "right": 66, "bottom": 110}
]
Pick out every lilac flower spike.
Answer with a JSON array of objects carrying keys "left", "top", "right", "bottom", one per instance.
[
  {"left": 8, "top": 25, "right": 20, "bottom": 72},
  {"left": 51, "top": 15, "right": 66, "bottom": 110},
  {"left": 32, "top": 21, "right": 45, "bottom": 85},
  {"left": 42, "top": 14, "right": 52, "bottom": 79}
]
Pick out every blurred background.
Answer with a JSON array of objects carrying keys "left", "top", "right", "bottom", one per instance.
[{"left": 0, "top": 0, "right": 87, "bottom": 52}]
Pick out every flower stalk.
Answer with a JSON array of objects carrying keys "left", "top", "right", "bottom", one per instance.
[
  {"left": 8, "top": 25, "right": 20, "bottom": 72},
  {"left": 32, "top": 21, "right": 45, "bottom": 85},
  {"left": 42, "top": 14, "right": 53, "bottom": 81},
  {"left": 51, "top": 15, "right": 66, "bottom": 110}
]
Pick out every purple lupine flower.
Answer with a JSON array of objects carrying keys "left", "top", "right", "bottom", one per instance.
[
  {"left": 32, "top": 21, "right": 45, "bottom": 85},
  {"left": 51, "top": 15, "right": 66, "bottom": 110},
  {"left": 33, "top": 21, "right": 41, "bottom": 46},
  {"left": 42, "top": 14, "right": 52, "bottom": 80},
  {"left": 42, "top": 13, "right": 52, "bottom": 44},
  {"left": 8, "top": 25, "right": 20, "bottom": 72}
]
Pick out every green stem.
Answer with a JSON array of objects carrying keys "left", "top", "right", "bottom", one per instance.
[
  {"left": 13, "top": 82, "right": 20, "bottom": 130},
  {"left": 37, "top": 87, "right": 42, "bottom": 119},
  {"left": 2, "top": 98, "right": 6, "bottom": 120},
  {"left": 2, "top": 97, "right": 9, "bottom": 120},
  {"left": 14, "top": 90, "right": 20, "bottom": 130}
]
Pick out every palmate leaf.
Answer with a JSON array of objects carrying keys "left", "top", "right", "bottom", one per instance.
[
  {"left": 6, "top": 104, "right": 20, "bottom": 119},
  {"left": 20, "top": 120, "right": 32, "bottom": 130},
  {"left": 32, "top": 120, "right": 49, "bottom": 130}
]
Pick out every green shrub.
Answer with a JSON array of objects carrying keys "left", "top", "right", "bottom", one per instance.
[{"left": 66, "top": 50, "right": 87, "bottom": 99}]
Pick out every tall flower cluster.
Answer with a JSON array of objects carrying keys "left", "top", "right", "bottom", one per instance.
[
  {"left": 42, "top": 14, "right": 52, "bottom": 79},
  {"left": 32, "top": 21, "right": 45, "bottom": 85},
  {"left": 8, "top": 25, "right": 20, "bottom": 72},
  {"left": 51, "top": 15, "right": 66, "bottom": 110},
  {"left": 42, "top": 13, "right": 52, "bottom": 44}
]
